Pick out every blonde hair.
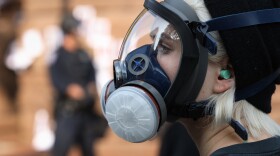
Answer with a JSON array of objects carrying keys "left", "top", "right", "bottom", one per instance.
[{"left": 184, "top": 0, "right": 280, "bottom": 139}]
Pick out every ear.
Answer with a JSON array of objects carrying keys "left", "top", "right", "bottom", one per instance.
[{"left": 213, "top": 71, "right": 234, "bottom": 94}]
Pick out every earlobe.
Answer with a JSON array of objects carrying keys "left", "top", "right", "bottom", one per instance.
[{"left": 213, "top": 76, "right": 234, "bottom": 94}]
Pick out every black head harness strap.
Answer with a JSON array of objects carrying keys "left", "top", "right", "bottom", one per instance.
[
  {"left": 170, "top": 7, "right": 280, "bottom": 119},
  {"left": 204, "top": 0, "right": 280, "bottom": 113},
  {"left": 170, "top": 4, "right": 280, "bottom": 141}
]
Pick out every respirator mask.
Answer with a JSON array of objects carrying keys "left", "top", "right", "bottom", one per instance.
[
  {"left": 100, "top": 0, "right": 280, "bottom": 143},
  {"left": 100, "top": 0, "right": 210, "bottom": 143},
  {"left": 101, "top": 11, "right": 182, "bottom": 143}
]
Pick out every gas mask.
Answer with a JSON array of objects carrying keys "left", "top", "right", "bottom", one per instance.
[
  {"left": 101, "top": 0, "right": 209, "bottom": 143},
  {"left": 101, "top": 0, "right": 280, "bottom": 143}
]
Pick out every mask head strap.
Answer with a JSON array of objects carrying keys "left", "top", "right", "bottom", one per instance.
[{"left": 192, "top": 8, "right": 280, "bottom": 55}]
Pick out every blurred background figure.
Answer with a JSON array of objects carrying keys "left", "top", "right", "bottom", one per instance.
[
  {"left": 0, "top": 0, "right": 22, "bottom": 113},
  {"left": 0, "top": 0, "right": 160, "bottom": 156},
  {"left": 49, "top": 4, "right": 102, "bottom": 155}
]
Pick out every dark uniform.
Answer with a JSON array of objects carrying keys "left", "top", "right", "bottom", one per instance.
[{"left": 50, "top": 46, "right": 97, "bottom": 156}]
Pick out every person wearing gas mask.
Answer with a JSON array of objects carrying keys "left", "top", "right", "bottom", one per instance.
[{"left": 101, "top": 0, "right": 280, "bottom": 155}]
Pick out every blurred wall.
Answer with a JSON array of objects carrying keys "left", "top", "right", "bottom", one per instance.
[{"left": 0, "top": 0, "right": 145, "bottom": 155}]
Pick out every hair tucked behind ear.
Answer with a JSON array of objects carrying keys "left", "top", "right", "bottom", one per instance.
[
  {"left": 208, "top": 87, "right": 280, "bottom": 138},
  {"left": 184, "top": 0, "right": 280, "bottom": 138},
  {"left": 233, "top": 100, "right": 280, "bottom": 138},
  {"left": 208, "top": 87, "right": 235, "bottom": 126}
]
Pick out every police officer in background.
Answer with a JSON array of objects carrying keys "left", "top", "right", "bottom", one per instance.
[{"left": 50, "top": 12, "right": 99, "bottom": 156}]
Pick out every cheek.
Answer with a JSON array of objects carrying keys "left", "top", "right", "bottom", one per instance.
[
  {"left": 196, "top": 64, "right": 218, "bottom": 101},
  {"left": 157, "top": 54, "right": 180, "bottom": 82}
]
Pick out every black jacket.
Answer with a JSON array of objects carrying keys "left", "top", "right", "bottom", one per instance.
[{"left": 211, "top": 136, "right": 280, "bottom": 156}]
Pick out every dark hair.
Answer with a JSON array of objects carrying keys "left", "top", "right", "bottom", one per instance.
[
  {"left": 60, "top": 12, "right": 81, "bottom": 35},
  {"left": 0, "top": 0, "right": 21, "bottom": 14}
]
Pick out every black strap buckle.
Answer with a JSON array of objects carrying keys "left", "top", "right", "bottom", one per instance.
[{"left": 190, "top": 22, "right": 217, "bottom": 55}]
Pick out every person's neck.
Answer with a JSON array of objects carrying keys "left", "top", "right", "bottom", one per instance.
[{"left": 179, "top": 118, "right": 244, "bottom": 156}]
